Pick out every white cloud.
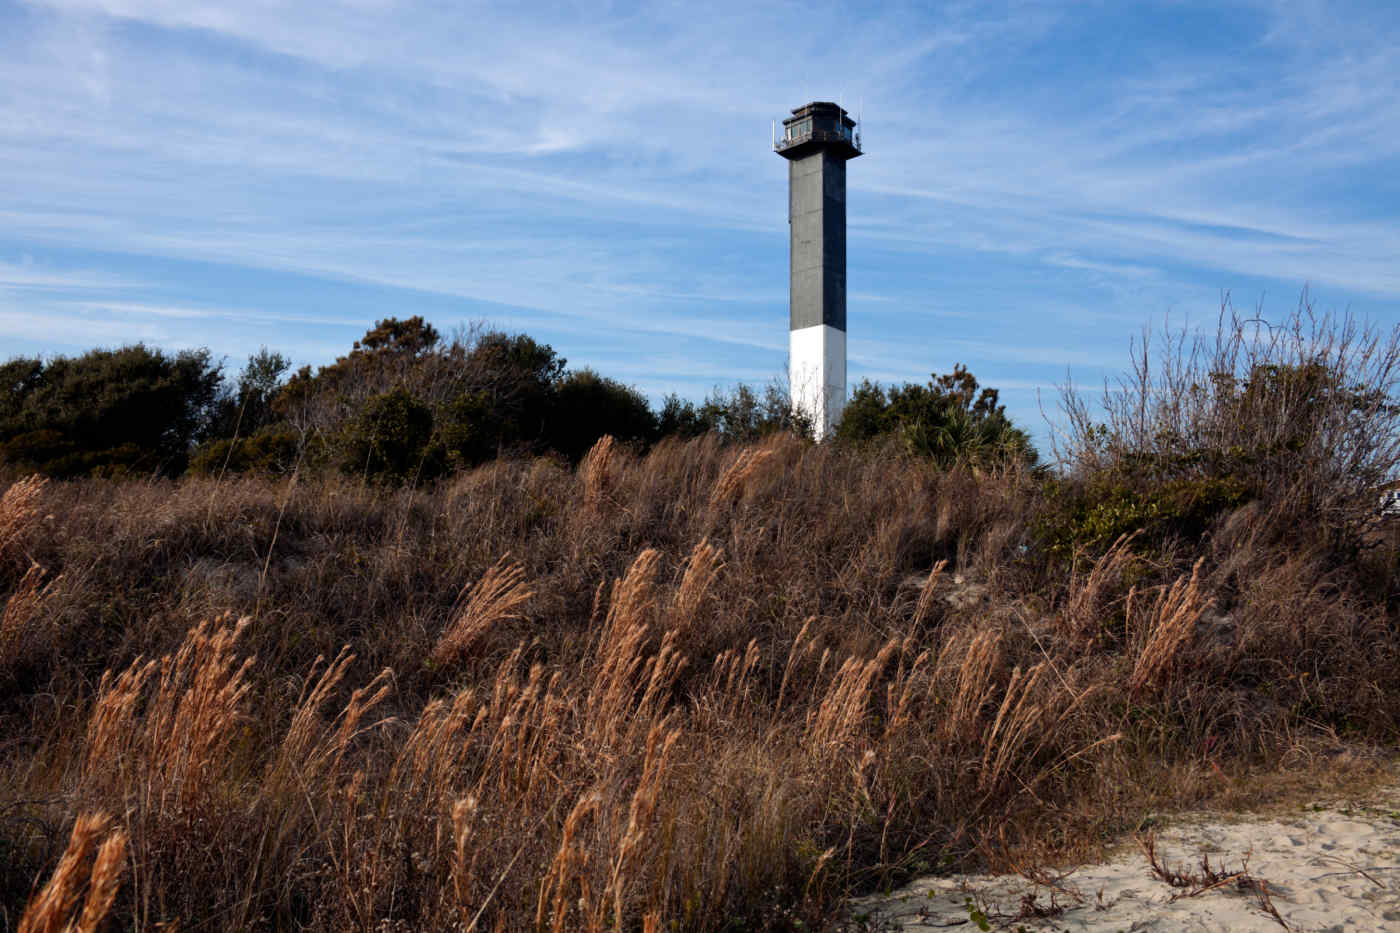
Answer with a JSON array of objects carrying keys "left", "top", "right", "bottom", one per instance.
[
  {"left": 3, "top": 0, "right": 1400, "bottom": 407},
  {"left": 0, "top": 258, "right": 137, "bottom": 290}
]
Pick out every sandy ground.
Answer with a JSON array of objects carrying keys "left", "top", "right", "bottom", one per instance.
[{"left": 844, "top": 782, "right": 1400, "bottom": 932}]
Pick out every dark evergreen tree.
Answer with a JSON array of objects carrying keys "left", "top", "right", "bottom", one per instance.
[
  {"left": 837, "top": 365, "right": 1036, "bottom": 468},
  {"left": 547, "top": 369, "right": 657, "bottom": 462},
  {"left": 0, "top": 345, "right": 223, "bottom": 477}
]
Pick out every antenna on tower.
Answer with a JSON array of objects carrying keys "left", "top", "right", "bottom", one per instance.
[{"left": 771, "top": 120, "right": 776, "bottom": 150}]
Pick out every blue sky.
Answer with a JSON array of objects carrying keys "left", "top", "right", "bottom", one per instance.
[{"left": 4, "top": 0, "right": 1400, "bottom": 448}]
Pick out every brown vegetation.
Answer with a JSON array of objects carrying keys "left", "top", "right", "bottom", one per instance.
[{"left": 2, "top": 305, "right": 1399, "bottom": 930}]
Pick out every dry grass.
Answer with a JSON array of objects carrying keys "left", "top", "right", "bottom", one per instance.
[
  {"left": 0, "top": 563, "right": 58, "bottom": 674},
  {"left": 83, "top": 614, "right": 255, "bottom": 815},
  {"left": 18, "top": 811, "right": 127, "bottom": 933},
  {"left": 0, "top": 475, "right": 46, "bottom": 567},
  {"left": 579, "top": 434, "right": 620, "bottom": 506},
  {"left": 1, "top": 432, "right": 1398, "bottom": 930},
  {"left": 1129, "top": 558, "right": 1209, "bottom": 695},
  {"left": 432, "top": 555, "right": 535, "bottom": 668},
  {"left": 708, "top": 438, "right": 779, "bottom": 510}
]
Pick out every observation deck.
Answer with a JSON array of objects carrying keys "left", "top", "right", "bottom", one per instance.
[{"left": 773, "top": 101, "right": 862, "bottom": 161}]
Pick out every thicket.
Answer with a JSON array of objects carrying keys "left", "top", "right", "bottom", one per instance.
[
  {"left": 0, "top": 345, "right": 222, "bottom": 478},
  {"left": 1044, "top": 295, "right": 1400, "bottom": 561},
  {"left": 837, "top": 365, "right": 1036, "bottom": 469},
  {"left": 4, "top": 318, "right": 832, "bottom": 486},
  {"left": 3, "top": 299, "right": 1400, "bottom": 932},
  {"left": 4, "top": 317, "right": 1030, "bottom": 487}
]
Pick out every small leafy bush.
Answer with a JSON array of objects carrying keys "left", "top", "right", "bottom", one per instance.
[
  {"left": 837, "top": 365, "right": 1036, "bottom": 468},
  {"left": 1038, "top": 470, "right": 1250, "bottom": 559},
  {"left": 340, "top": 387, "right": 440, "bottom": 483},
  {"left": 189, "top": 424, "right": 304, "bottom": 476},
  {"left": 546, "top": 369, "right": 658, "bottom": 462}
]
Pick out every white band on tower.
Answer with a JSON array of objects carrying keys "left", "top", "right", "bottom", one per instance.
[{"left": 790, "top": 324, "right": 846, "bottom": 440}]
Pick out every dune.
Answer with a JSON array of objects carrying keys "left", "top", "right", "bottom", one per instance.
[{"left": 848, "top": 777, "right": 1400, "bottom": 932}]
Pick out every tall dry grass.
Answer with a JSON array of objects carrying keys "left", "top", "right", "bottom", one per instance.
[
  {"left": 1, "top": 425, "right": 1398, "bottom": 930},
  {"left": 0, "top": 475, "right": 46, "bottom": 567},
  {"left": 432, "top": 555, "right": 535, "bottom": 668},
  {"left": 17, "top": 811, "right": 127, "bottom": 933}
]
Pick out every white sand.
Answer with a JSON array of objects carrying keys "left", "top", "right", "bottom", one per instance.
[{"left": 845, "top": 785, "right": 1400, "bottom": 932}]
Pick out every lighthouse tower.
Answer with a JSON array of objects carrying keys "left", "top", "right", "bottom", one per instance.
[{"left": 774, "top": 101, "right": 861, "bottom": 439}]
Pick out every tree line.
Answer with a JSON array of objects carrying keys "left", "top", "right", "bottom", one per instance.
[{"left": 0, "top": 316, "right": 1036, "bottom": 481}]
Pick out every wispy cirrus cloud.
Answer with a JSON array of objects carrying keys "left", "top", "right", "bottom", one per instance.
[
  {"left": 0, "top": 258, "right": 138, "bottom": 291},
  {"left": 2, "top": 0, "right": 1399, "bottom": 442}
]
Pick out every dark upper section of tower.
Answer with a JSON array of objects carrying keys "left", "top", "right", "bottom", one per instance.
[{"left": 774, "top": 101, "right": 862, "bottom": 161}]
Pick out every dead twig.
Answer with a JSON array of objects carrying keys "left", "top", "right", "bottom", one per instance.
[
  {"left": 1139, "top": 832, "right": 1291, "bottom": 930},
  {"left": 1313, "top": 854, "right": 1386, "bottom": 888}
]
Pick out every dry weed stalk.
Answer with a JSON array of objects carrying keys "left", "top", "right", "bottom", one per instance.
[
  {"left": 1129, "top": 558, "right": 1209, "bottom": 694},
  {"left": 0, "top": 474, "right": 47, "bottom": 563},
  {"left": 996, "top": 841, "right": 1086, "bottom": 906},
  {"left": 1140, "top": 830, "right": 1224, "bottom": 890},
  {"left": 776, "top": 616, "right": 818, "bottom": 713},
  {"left": 579, "top": 434, "right": 617, "bottom": 505},
  {"left": 587, "top": 550, "right": 690, "bottom": 747},
  {"left": 882, "top": 643, "right": 932, "bottom": 740},
  {"left": 537, "top": 791, "right": 601, "bottom": 933},
  {"left": 1062, "top": 532, "right": 1139, "bottom": 644},
  {"left": 83, "top": 615, "right": 255, "bottom": 816},
  {"left": 268, "top": 646, "right": 393, "bottom": 797},
  {"left": 18, "top": 811, "right": 129, "bottom": 933},
  {"left": 708, "top": 442, "right": 777, "bottom": 510},
  {"left": 939, "top": 629, "right": 1004, "bottom": 743},
  {"left": 538, "top": 719, "right": 683, "bottom": 933},
  {"left": 381, "top": 642, "right": 568, "bottom": 904},
  {"left": 912, "top": 559, "right": 948, "bottom": 626},
  {"left": 671, "top": 537, "right": 725, "bottom": 627},
  {"left": 982, "top": 661, "right": 1111, "bottom": 795},
  {"left": 449, "top": 795, "right": 479, "bottom": 909},
  {"left": 482, "top": 661, "right": 568, "bottom": 804},
  {"left": 1, "top": 561, "right": 59, "bottom": 670},
  {"left": 1138, "top": 831, "right": 1289, "bottom": 926},
  {"left": 602, "top": 717, "right": 682, "bottom": 927},
  {"left": 392, "top": 689, "right": 478, "bottom": 811},
  {"left": 433, "top": 555, "right": 535, "bottom": 667},
  {"left": 703, "top": 638, "right": 762, "bottom": 721},
  {"left": 395, "top": 649, "right": 528, "bottom": 817},
  {"left": 806, "top": 639, "right": 900, "bottom": 750},
  {"left": 979, "top": 663, "right": 1052, "bottom": 790}
]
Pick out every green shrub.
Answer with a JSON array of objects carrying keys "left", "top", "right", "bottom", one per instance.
[
  {"left": 1038, "top": 471, "right": 1251, "bottom": 559},
  {"left": 189, "top": 424, "right": 304, "bottom": 476},
  {"left": 274, "top": 322, "right": 570, "bottom": 472},
  {"left": 205, "top": 347, "right": 292, "bottom": 440},
  {"left": 436, "top": 390, "right": 501, "bottom": 469},
  {"left": 546, "top": 369, "right": 657, "bottom": 462},
  {"left": 0, "top": 345, "right": 222, "bottom": 477},
  {"left": 837, "top": 365, "right": 1036, "bottom": 467},
  {"left": 340, "top": 388, "right": 440, "bottom": 483},
  {"left": 696, "top": 382, "right": 811, "bottom": 443}
]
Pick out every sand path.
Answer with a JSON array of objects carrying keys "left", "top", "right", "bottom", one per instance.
[{"left": 845, "top": 782, "right": 1400, "bottom": 932}]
